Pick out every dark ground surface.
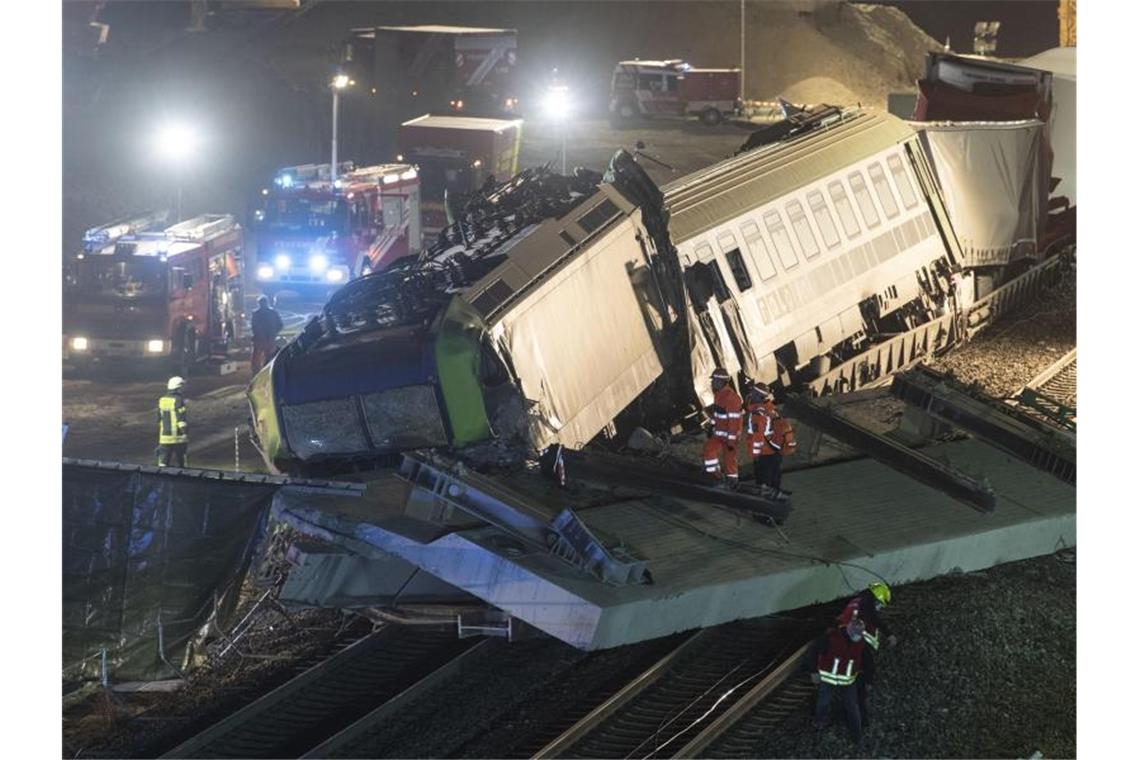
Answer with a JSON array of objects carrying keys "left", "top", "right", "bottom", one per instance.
[{"left": 63, "top": 553, "right": 1075, "bottom": 759}]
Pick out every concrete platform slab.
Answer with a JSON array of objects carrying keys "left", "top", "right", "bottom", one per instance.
[{"left": 272, "top": 438, "right": 1074, "bottom": 650}]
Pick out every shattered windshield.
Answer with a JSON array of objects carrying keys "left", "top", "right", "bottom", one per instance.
[
  {"left": 73, "top": 256, "right": 167, "bottom": 301},
  {"left": 263, "top": 197, "right": 348, "bottom": 233}
]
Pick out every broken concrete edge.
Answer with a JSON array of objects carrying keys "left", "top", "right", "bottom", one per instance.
[
  {"left": 271, "top": 499, "right": 1074, "bottom": 652},
  {"left": 272, "top": 501, "right": 605, "bottom": 649}
]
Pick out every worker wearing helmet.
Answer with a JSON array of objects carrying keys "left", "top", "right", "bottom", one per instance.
[
  {"left": 805, "top": 616, "right": 873, "bottom": 750},
  {"left": 837, "top": 581, "right": 898, "bottom": 728},
  {"left": 745, "top": 383, "right": 795, "bottom": 497},
  {"left": 702, "top": 368, "right": 743, "bottom": 488},
  {"left": 157, "top": 376, "right": 189, "bottom": 468}
]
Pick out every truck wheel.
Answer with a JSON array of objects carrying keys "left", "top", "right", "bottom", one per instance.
[
  {"left": 700, "top": 107, "right": 723, "bottom": 127},
  {"left": 617, "top": 101, "right": 638, "bottom": 121}
]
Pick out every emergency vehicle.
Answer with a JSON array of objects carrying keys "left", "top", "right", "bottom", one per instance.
[
  {"left": 252, "top": 161, "right": 422, "bottom": 295},
  {"left": 609, "top": 59, "right": 741, "bottom": 126},
  {"left": 399, "top": 114, "right": 523, "bottom": 240},
  {"left": 64, "top": 211, "right": 245, "bottom": 373}
]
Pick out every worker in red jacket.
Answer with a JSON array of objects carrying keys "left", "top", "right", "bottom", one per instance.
[
  {"left": 702, "top": 367, "right": 743, "bottom": 488},
  {"left": 806, "top": 617, "right": 873, "bottom": 750},
  {"left": 837, "top": 582, "right": 897, "bottom": 728},
  {"left": 746, "top": 383, "right": 796, "bottom": 496}
]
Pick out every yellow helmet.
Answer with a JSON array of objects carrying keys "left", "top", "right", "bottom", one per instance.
[{"left": 869, "top": 582, "right": 891, "bottom": 606}]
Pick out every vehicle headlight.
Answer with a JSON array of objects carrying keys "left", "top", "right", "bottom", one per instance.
[
  {"left": 146, "top": 339, "right": 165, "bottom": 353},
  {"left": 326, "top": 268, "right": 346, "bottom": 283},
  {"left": 309, "top": 253, "right": 329, "bottom": 274},
  {"left": 71, "top": 336, "right": 88, "bottom": 351},
  {"left": 257, "top": 263, "right": 275, "bottom": 280},
  {"left": 274, "top": 253, "right": 292, "bottom": 271}
]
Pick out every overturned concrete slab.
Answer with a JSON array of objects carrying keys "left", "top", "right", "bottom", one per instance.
[{"left": 272, "top": 438, "right": 1074, "bottom": 650}]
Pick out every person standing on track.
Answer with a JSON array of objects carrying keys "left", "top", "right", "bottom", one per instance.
[
  {"left": 156, "top": 376, "right": 189, "bottom": 468},
  {"left": 837, "top": 582, "right": 898, "bottom": 727},
  {"left": 250, "top": 295, "right": 284, "bottom": 373},
  {"left": 807, "top": 616, "right": 872, "bottom": 751},
  {"left": 702, "top": 367, "right": 743, "bottom": 488}
]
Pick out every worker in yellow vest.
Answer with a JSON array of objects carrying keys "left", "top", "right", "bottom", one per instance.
[{"left": 157, "top": 376, "right": 189, "bottom": 468}]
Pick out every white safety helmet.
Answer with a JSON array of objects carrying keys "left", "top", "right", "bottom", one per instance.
[{"left": 167, "top": 376, "right": 185, "bottom": 391}]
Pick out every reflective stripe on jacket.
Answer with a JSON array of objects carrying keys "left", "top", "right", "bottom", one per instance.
[
  {"left": 837, "top": 591, "right": 890, "bottom": 651},
  {"left": 816, "top": 628, "right": 865, "bottom": 685},
  {"left": 158, "top": 394, "right": 188, "bottom": 445},
  {"left": 711, "top": 385, "right": 743, "bottom": 445}
]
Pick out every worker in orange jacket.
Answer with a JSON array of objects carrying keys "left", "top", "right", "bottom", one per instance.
[
  {"left": 747, "top": 383, "right": 796, "bottom": 495},
  {"left": 702, "top": 367, "right": 743, "bottom": 488}
]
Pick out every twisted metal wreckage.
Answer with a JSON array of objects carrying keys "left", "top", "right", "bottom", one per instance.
[{"left": 65, "top": 57, "right": 1076, "bottom": 681}]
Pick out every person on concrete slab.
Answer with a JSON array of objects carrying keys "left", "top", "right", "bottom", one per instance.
[
  {"left": 746, "top": 383, "right": 796, "bottom": 497},
  {"left": 250, "top": 295, "right": 284, "bottom": 373},
  {"left": 157, "top": 376, "right": 188, "bottom": 468},
  {"left": 702, "top": 367, "right": 743, "bottom": 488},
  {"left": 806, "top": 617, "right": 872, "bottom": 750},
  {"left": 838, "top": 581, "right": 898, "bottom": 727}
]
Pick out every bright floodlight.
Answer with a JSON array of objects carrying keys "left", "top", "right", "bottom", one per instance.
[
  {"left": 331, "top": 73, "right": 351, "bottom": 90},
  {"left": 543, "top": 86, "right": 570, "bottom": 121},
  {"left": 156, "top": 123, "right": 197, "bottom": 163}
]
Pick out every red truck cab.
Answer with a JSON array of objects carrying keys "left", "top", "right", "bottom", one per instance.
[
  {"left": 64, "top": 212, "right": 245, "bottom": 373},
  {"left": 253, "top": 162, "right": 422, "bottom": 294},
  {"left": 609, "top": 59, "right": 740, "bottom": 126}
]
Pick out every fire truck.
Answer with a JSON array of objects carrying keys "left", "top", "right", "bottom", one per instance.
[
  {"left": 399, "top": 114, "right": 523, "bottom": 241},
  {"left": 609, "top": 59, "right": 741, "bottom": 126},
  {"left": 252, "top": 162, "right": 422, "bottom": 295},
  {"left": 64, "top": 211, "right": 245, "bottom": 373}
]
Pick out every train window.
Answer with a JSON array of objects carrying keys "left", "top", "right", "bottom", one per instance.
[
  {"left": 740, "top": 221, "right": 777, "bottom": 280},
  {"left": 828, "top": 181, "right": 861, "bottom": 239},
  {"left": 868, "top": 163, "right": 899, "bottom": 219},
  {"left": 807, "top": 191, "right": 840, "bottom": 248},
  {"left": 723, "top": 248, "right": 753, "bottom": 291},
  {"left": 763, "top": 211, "right": 799, "bottom": 271},
  {"left": 786, "top": 201, "right": 820, "bottom": 259},
  {"left": 708, "top": 260, "right": 731, "bottom": 302},
  {"left": 848, "top": 171, "right": 880, "bottom": 228},
  {"left": 887, "top": 154, "right": 919, "bottom": 209}
]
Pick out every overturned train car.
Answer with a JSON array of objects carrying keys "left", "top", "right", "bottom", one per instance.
[{"left": 249, "top": 109, "right": 966, "bottom": 475}]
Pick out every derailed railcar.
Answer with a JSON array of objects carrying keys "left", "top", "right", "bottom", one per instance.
[
  {"left": 250, "top": 109, "right": 972, "bottom": 474},
  {"left": 663, "top": 109, "right": 964, "bottom": 403}
]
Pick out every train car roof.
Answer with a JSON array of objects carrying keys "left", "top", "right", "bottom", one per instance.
[
  {"left": 662, "top": 109, "right": 915, "bottom": 243},
  {"left": 401, "top": 114, "right": 524, "bottom": 132}
]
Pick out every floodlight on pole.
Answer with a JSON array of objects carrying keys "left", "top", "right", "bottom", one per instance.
[
  {"left": 543, "top": 84, "right": 571, "bottom": 174},
  {"left": 155, "top": 122, "right": 198, "bottom": 221},
  {"left": 330, "top": 71, "right": 353, "bottom": 183}
]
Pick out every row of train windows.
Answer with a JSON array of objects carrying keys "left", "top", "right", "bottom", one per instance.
[
  {"left": 753, "top": 211, "right": 937, "bottom": 326},
  {"left": 699, "top": 154, "right": 922, "bottom": 294}
]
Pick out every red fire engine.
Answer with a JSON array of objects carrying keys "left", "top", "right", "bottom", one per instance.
[
  {"left": 609, "top": 59, "right": 741, "bottom": 126},
  {"left": 64, "top": 211, "right": 245, "bottom": 373},
  {"left": 252, "top": 162, "right": 422, "bottom": 295}
]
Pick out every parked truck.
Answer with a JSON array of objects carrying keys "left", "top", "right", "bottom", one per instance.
[
  {"left": 399, "top": 114, "right": 523, "bottom": 241},
  {"left": 350, "top": 25, "right": 520, "bottom": 123},
  {"left": 252, "top": 161, "right": 422, "bottom": 294},
  {"left": 609, "top": 59, "right": 740, "bottom": 126},
  {"left": 64, "top": 211, "right": 245, "bottom": 374}
]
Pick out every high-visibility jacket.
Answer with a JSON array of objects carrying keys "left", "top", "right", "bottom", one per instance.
[
  {"left": 710, "top": 385, "right": 743, "bottom": 446},
  {"left": 158, "top": 393, "right": 188, "bottom": 445},
  {"left": 763, "top": 417, "right": 796, "bottom": 456},
  {"left": 816, "top": 628, "right": 867, "bottom": 686},
  {"left": 746, "top": 400, "right": 777, "bottom": 456},
  {"left": 837, "top": 591, "right": 892, "bottom": 651}
]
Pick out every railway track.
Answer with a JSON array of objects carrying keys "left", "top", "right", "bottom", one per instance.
[
  {"left": 1015, "top": 348, "right": 1077, "bottom": 429},
  {"left": 536, "top": 617, "right": 819, "bottom": 759},
  {"left": 161, "top": 624, "right": 477, "bottom": 759}
]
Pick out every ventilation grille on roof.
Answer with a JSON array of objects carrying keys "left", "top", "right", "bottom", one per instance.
[
  {"left": 576, "top": 198, "right": 620, "bottom": 234},
  {"left": 469, "top": 278, "right": 516, "bottom": 317}
]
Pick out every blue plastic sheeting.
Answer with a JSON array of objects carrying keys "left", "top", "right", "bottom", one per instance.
[{"left": 63, "top": 463, "right": 277, "bottom": 683}]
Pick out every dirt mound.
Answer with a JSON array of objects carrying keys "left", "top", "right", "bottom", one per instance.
[{"left": 740, "top": 2, "right": 942, "bottom": 106}]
